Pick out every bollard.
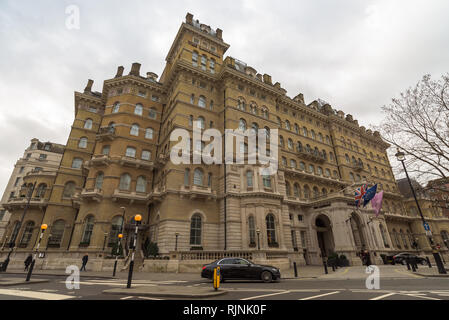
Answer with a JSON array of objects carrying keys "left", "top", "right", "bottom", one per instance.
[
  {"left": 323, "top": 261, "right": 328, "bottom": 274},
  {"left": 426, "top": 257, "right": 432, "bottom": 268},
  {"left": 293, "top": 262, "right": 298, "bottom": 278}
]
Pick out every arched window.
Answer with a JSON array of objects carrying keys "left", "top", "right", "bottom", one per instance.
[
  {"left": 322, "top": 188, "right": 327, "bottom": 196},
  {"left": 112, "top": 102, "right": 120, "bottom": 113},
  {"left": 285, "top": 182, "right": 291, "bottom": 196},
  {"left": 379, "top": 224, "right": 389, "bottom": 248},
  {"left": 400, "top": 230, "right": 408, "bottom": 248},
  {"left": 294, "top": 124, "right": 299, "bottom": 134},
  {"left": 290, "top": 159, "right": 297, "bottom": 168},
  {"left": 239, "top": 119, "right": 247, "bottom": 131},
  {"left": 48, "top": 220, "right": 65, "bottom": 247},
  {"left": 136, "top": 176, "right": 147, "bottom": 193},
  {"left": 246, "top": 171, "right": 253, "bottom": 188},
  {"left": 184, "top": 169, "right": 190, "bottom": 186},
  {"left": 130, "top": 124, "right": 139, "bottom": 136},
  {"left": 285, "top": 120, "right": 291, "bottom": 130},
  {"left": 266, "top": 214, "right": 276, "bottom": 246},
  {"left": 19, "top": 221, "right": 35, "bottom": 246},
  {"left": 262, "top": 175, "right": 271, "bottom": 188},
  {"left": 303, "top": 127, "right": 308, "bottom": 137},
  {"left": 84, "top": 119, "right": 93, "bottom": 130},
  {"left": 71, "top": 158, "right": 83, "bottom": 169},
  {"left": 63, "top": 182, "right": 76, "bottom": 198},
  {"left": 313, "top": 187, "right": 320, "bottom": 198},
  {"left": 35, "top": 183, "right": 47, "bottom": 198},
  {"left": 81, "top": 216, "right": 94, "bottom": 245},
  {"left": 198, "top": 96, "right": 206, "bottom": 108},
  {"left": 125, "top": 147, "right": 136, "bottom": 158},
  {"left": 201, "top": 55, "right": 207, "bottom": 70},
  {"left": 197, "top": 117, "right": 205, "bottom": 130},
  {"left": 276, "top": 117, "right": 281, "bottom": 126},
  {"left": 248, "top": 216, "right": 256, "bottom": 245},
  {"left": 392, "top": 228, "right": 401, "bottom": 248},
  {"left": 145, "top": 128, "right": 154, "bottom": 139},
  {"left": 318, "top": 133, "right": 323, "bottom": 142},
  {"left": 108, "top": 216, "right": 124, "bottom": 246},
  {"left": 308, "top": 164, "right": 315, "bottom": 174},
  {"left": 134, "top": 104, "right": 143, "bottom": 116},
  {"left": 317, "top": 167, "right": 323, "bottom": 176},
  {"left": 303, "top": 185, "right": 310, "bottom": 199},
  {"left": 279, "top": 136, "right": 284, "bottom": 148},
  {"left": 251, "top": 122, "right": 259, "bottom": 134},
  {"left": 119, "top": 173, "right": 131, "bottom": 190},
  {"left": 311, "top": 130, "right": 316, "bottom": 140},
  {"left": 288, "top": 139, "right": 293, "bottom": 150},
  {"left": 325, "top": 168, "right": 331, "bottom": 177},
  {"left": 209, "top": 58, "right": 215, "bottom": 73},
  {"left": 78, "top": 137, "right": 88, "bottom": 149},
  {"left": 349, "top": 172, "right": 355, "bottom": 182},
  {"left": 95, "top": 172, "right": 104, "bottom": 190},
  {"left": 190, "top": 214, "right": 202, "bottom": 245},
  {"left": 193, "top": 168, "right": 203, "bottom": 186},
  {"left": 299, "top": 161, "right": 305, "bottom": 171},
  {"left": 345, "top": 154, "right": 350, "bottom": 163},
  {"left": 293, "top": 183, "right": 300, "bottom": 197}
]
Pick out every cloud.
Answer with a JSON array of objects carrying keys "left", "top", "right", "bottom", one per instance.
[{"left": 1, "top": 0, "right": 449, "bottom": 194}]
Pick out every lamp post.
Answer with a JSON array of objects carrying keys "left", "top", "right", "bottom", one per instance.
[
  {"left": 175, "top": 232, "right": 179, "bottom": 251},
  {"left": 395, "top": 149, "right": 446, "bottom": 274},
  {"left": 256, "top": 228, "right": 261, "bottom": 250},
  {"left": 112, "top": 207, "right": 126, "bottom": 277},
  {"left": 127, "top": 214, "right": 142, "bottom": 288},
  {"left": 1, "top": 182, "right": 36, "bottom": 272},
  {"left": 26, "top": 224, "right": 47, "bottom": 281}
]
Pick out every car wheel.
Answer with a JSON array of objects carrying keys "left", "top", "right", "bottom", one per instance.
[
  {"left": 421, "top": 260, "right": 427, "bottom": 265},
  {"left": 261, "top": 271, "right": 273, "bottom": 283}
]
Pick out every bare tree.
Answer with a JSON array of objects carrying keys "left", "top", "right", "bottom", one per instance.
[{"left": 377, "top": 74, "right": 449, "bottom": 182}]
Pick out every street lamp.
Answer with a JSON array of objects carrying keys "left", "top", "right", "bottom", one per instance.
[
  {"left": 395, "top": 149, "right": 447, "bottom": 274},
  {"left": 127, "top": 214, "right": 142, "bottom": 288},
  {"left": 175, "top": 232, "right": 180, "bottom": 251},
  {"left": 26, "top": 224, "right": 47, "bottom": 281},
  {"left": 112, "top": 207, "right": 126, "bottom": 277},
  {"left": 1, "top": 182, "right": 36, "bottom": 272},
  {"left": 256, "top": 228, "right": 261, "bottom": 250}
]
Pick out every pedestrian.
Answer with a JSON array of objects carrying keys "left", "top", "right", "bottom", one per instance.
[
  {"left": 80, "top": 253, "right": 89, "bottom": 271},
  {"left": 364, "top": 250, "right": 372, "bottom": 266},
  {"left": 24, "top": 254, "right": 32, "bottom": 271}
]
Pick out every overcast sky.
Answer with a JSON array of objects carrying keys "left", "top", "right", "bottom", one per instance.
[{"left": 0, "top": 0, "right": 448, "bottom": 195}]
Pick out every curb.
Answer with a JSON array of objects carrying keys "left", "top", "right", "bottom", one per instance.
[
  {"left": 103, "top": 287, "right": 228, "bottom": 298},
  {"left": 414, "top": 273, "right": 449, "bottom": 278}
]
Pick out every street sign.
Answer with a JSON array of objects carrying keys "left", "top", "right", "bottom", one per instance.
[
  {"left": 423, "top": 222, "right": 430, "bottom": 231},
  {"left": 426, "top": 230, "right": 432, "bottom": 236}
]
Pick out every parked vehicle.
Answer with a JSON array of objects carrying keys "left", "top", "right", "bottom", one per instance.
[
  {"left": 201, "top": 258, "right": 281, "bottom": 283},
  {"left": 392, "top": 253, "right": 427, "bottom": 265}
]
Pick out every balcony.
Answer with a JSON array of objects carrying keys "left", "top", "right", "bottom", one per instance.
[
  {"left": 80, "top": 188, "right": 103, "bottom": 202},
  {"left": 283, "top": 196, "right": 308, "bottom": 206},
  {"left": 180, "top": 185, "right": 217, "bottom": 200},
  {"left": 119, "top": 156, "right": 154, "bottom": 169},
  {"left": 112, "top": 189, "right": 150, "bottom": 204},
  {"left": 296, "top": 147, "right": 325, "bottom": 163},
  {"left": 283, "top": 166, "right": 347, "bottom": 187},
  {"left": 352, "top": 162, "right": 364, "bottom": 172},
  {"left": 25, "top": 170, "right": 57, "bottom": 178},
  {"left": 4, "top": 197, "right": 48, "bottom": 210},
  {"left": 384, "top": 211, "right": 416, "bottom": 221},
  {"left": 96, "top": 126, "right": 116, "bottom": 141},
  {"left": 85, "top": 155, "right": 110, "bottom": 167}
]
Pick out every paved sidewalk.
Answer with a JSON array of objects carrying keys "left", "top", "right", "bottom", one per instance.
[{"left": 103, "top": 285, "right": 227, "bottom": 298}]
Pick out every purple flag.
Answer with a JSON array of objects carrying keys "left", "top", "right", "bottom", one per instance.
[{"left": 371, "top": 191, "right": 384, "bottom": 217}]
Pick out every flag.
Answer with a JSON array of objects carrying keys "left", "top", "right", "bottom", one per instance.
[
  {"left": 355, "top": 184, "right": 367, "bottom": 208},
  {"left": 363, "top": 184, "right": 378, "bottom": 207},
  {"left": 371, "top": 191, "right": 384, "bottom": 217}
]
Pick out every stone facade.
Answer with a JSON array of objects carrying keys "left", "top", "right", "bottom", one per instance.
[{"left": 2, "top": 13, "right": 449, "bottom": 270}]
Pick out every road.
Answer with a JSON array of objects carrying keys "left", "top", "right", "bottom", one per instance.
[{"left": 0, "top": 265, "right": 448, "bottom": 300}]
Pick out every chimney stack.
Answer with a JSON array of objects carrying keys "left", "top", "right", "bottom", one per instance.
[
  {"left": 186, "top": 13, "right": 193, "bottom": 25},
  {"left": 84, "top": 79, "right": 93, "bottom": 93},
  {"left": 115, "top": 66, "right": 124, "bottom": 78},
  {"left": 263, "top": 74, "right": 272, "bottom": 85},
  {"left": 216, "top": 28, "right": 223, "bottom": 39},
  {"left": 129, "top": 63, "right": 141, "bottom": 77}
]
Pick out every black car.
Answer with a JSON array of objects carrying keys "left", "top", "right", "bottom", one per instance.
[
  {"left": 392, "top": 253, "right": 427, "bottom": 265},
  {"left": 201, "top": 257, "right": 281, "bottom": 283}
]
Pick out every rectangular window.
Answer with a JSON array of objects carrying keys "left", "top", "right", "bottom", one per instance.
[
  {"left": 141, "top": 150, "right": 151, "bottom": 160},
  {"left": 0, "top": 210, "right": 5, "bottom": 221},
  {"left": 298, "top": 215, "right": 303, "bottom": 222},
  {"left": 151, "top": 95, "right": 159, "bottom": 102},
  {"left": 19, "top": 167, "right": 24, "bottom": 174},
  {"left": 300, "top": 231, "right": 306, "bottom": 248},
  {"left": 14, "top": 178, "right": 20, "bottom": 187},
  {"left": 138, "top": 90, "right": 147, "bottom": 97}
]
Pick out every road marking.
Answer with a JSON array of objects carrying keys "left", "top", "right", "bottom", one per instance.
[
  {"left": 299, "top": 291, "right": 340, "bottom": 300},
  {"left": 340, "top": 268, "right": 349, "bottom": 275},
  {"left": 241, "top": 291, "right": 291, "bottom": 300},
  {"left": 402, "top": 294, "right": 441, "bottom": 300},
  {"left": 138, "top": 296, "right": 162, "bottom": 300},
  {"left": 58, "top": 281, "right": 157, "bottom": 287},
  {"left": 370, "top": 293, "right": 397, "bottom": 300},
  {"left": 39, "top": 289, "right": 59, "bottom": 293},
  {"left": 0, "top": 289, "right": 74, "bottom": 300},
  {"left": 120, "top": 296, "right": 134, "bottom": 300}
]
